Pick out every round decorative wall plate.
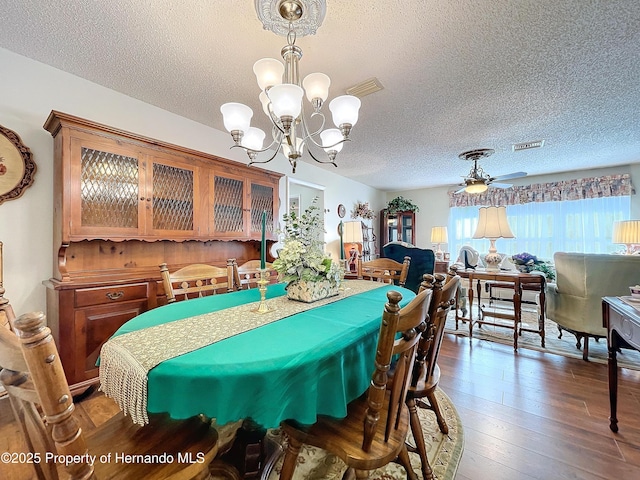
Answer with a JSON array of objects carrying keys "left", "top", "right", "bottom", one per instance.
[
  {"left": 337, "top": 204, "right": 346, "bottom": 218},
  {"left": 0, "top": 124, "right": 36, "bottom": 205}
]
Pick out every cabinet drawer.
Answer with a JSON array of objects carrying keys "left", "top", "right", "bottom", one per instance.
[{"left": 75, "top": 283, "right": 149, "bottom": 308}]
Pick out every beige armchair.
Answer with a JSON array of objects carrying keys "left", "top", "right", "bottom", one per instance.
[{"left": 546, "top": 252, "right": 640, "bottom": 360}]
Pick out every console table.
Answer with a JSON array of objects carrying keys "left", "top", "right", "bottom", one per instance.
[
  {"left": 603, "top": 296, "right": 640, "bottom": 432},
  {"left": 454, "top": 269, "right": 546, "bottom": 351}
]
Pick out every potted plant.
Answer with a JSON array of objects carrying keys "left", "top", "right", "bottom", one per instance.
[
  {"left": 384, "top": 196, "right": 420, "bottom": 214},
  {"left": 273, "top": 198, "right": 342, "bottom": 302}
]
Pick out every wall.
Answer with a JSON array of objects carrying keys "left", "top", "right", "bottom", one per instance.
[
  {"left": 387, "top": 165, "right": 640, "bottom": 255},
  {"left": 0, "top": 47, "right": 384, "bottom": 315}
]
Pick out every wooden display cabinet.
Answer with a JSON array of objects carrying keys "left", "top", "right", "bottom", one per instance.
[
  {"left": 379, "top": 210, "right": 416, "bottom": 252},
  {"left": 43, "top": 111, "right": 282, "bottom": 389}
]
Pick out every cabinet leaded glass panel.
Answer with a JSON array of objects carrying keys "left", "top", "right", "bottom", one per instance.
[
  {"left": 214, "top": 176, "right": 244, "bottom": 233},
  {"left": 251, "top": 184, "right": 274, "bottom": 234},
  {"left": 80, "top": 148, "right": 139, "bottom": 228},
  {"left": 152, "top": 163, "right": 194, "bottom": 231}
]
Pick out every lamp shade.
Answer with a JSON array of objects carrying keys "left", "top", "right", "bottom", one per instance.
[
  {"left": 613, "top": 220, "right": 640, "bottom": 253},
  {"left": 268, "top": 84, "right": 304, "bottom": 119},
  {"left": 320, "top": 128, "right": 344, "bottom": 153},
  {"left": 343, "top": 221, "right": 364, "bottom": 244},
  {"left": 303, "top": 72, "right": 331, "bottom": 103},
  {"left": 253, "top": 58, "right": 284, "bottom": 90},
  {"left": 241, "top": 127, "right": 265, "bottom": 151},
  {"left": 220, "top": 103, "right": 253, "bottom": 133},
  {"left": 329, "top": 95, "right": 361, "bottom": 127},
  {"left": 431, "top": 226, "right": 448, "bottom": 244},
  {"left": 472, "top": 206, "right": 515, "bottom": 239}
]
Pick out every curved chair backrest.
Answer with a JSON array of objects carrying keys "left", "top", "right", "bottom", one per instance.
[
  {"left": 357, "top": 256, "right": 410, "bottom": 288},
  {"left": 160, "top": 261, "right": 236, "bottom": 303}
]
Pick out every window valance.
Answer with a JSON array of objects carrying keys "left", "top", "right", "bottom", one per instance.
[{"left": 448, "top": 173, "right": 635, "bottom": 208}]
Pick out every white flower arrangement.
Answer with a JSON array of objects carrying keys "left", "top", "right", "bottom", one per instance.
[{"left": 273, "top": 198, "right": 341, "bottom": 286}]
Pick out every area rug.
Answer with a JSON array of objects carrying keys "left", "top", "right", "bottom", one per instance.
[
  {"left": 261, "top": 389, "right": 463, "bottom": 480},
  {"left": 445, "top": 304, "right": 640, "bottom": 369}
]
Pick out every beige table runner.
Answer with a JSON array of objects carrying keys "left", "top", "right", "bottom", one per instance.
[{"left": 100, "top": 280, "right": 385, "bottom": 425}]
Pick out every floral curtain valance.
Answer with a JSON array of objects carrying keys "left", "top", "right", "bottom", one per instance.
[{"left": 448, "top": 173, "right": 635, "bottom": 208}]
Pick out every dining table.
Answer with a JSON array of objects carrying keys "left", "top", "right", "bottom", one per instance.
[{"left": 98, "top": 280, "right": 416, "bottom": 430}]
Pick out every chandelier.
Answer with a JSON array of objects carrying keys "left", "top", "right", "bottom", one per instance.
[{"left": 220, "top": 0, "right": 361, "bottom": 174}]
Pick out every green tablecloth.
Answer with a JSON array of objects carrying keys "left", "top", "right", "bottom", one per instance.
[{"left": 110, "top": 282, "right": 415, "bottom": 428}]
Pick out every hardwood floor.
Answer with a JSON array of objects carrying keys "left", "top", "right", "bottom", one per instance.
[
  {"left": 440, "top": 334, "right": 640, "bottom": 480},
  {"left": 2, "top": 334, "right": 639, "bottom": 479}
]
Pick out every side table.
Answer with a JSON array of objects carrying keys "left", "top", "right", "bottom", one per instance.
[{"left": 603, "top": 296, "right": 640, "bottom": 432}]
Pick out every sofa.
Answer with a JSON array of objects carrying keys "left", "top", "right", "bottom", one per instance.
[
  {"left": 382, "top": 241, "right": 435, "bottom": 293},
  {"left": 546, "top": 252, "right": 640, "bottom": 360}
]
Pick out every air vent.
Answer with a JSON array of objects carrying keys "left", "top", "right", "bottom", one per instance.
[
  {"left": 345, "top": 77, "right": 384, "bottom": 98},
  {"left": 513, "top": 140, "right": 544, "bottom": 151}
]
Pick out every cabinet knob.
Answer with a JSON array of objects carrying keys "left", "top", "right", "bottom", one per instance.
[
  {"left": 146, "top": 198, "right": 151, "bottom": 202},
  {"left": 105, "top": 291, "right": 124, "bottom": 301},
  {"left": 140, "top": 197, "right": 145, "bottom": 201}
]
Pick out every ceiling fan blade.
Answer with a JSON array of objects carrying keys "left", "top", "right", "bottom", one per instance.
[
  {"left": 491, "top": 171, "right": 527, "bottom": 181},
  {"left": 489, "top": 182, "right": 514, "bottom": 189}
]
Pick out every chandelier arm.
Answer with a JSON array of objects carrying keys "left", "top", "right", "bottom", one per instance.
[
  {"left": 229, "top": 132, "right": 283, "bottom": 155},
  {"left": 248, "top": 144, "right": 283, "bottom": 166},
  {"left": 306, "top": 147, "right": 337, "bottom": 167},
  {"left": 298, "top": 110, "right": 326, "bottom": 145}
]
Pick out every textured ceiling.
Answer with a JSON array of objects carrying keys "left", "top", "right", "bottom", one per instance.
[{"left": 1, "top": 0, "right": 639, "bottom": 191}]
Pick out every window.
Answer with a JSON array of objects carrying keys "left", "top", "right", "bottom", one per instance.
[{"left": 449, "top": 195, "right": 631, "bottom": 261}]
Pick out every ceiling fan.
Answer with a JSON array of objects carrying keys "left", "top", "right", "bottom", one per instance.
[{"left": 454, "top": 148, "right": 527, "bottom": 194}]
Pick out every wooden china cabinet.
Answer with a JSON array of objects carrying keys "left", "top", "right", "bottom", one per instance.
[
  {"left": 379, "top": 210, "right": 416, "bottom": 252},
  {"left": 43, "top": 111, "right": 282, "bottom": 391}
]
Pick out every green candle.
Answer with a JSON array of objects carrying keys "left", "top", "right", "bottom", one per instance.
[
  {"left": 339, "top": 221, "right": 345, "bottom": 260},
  {"left": 261, "top": 210, "right": 266, "bottom": 269}
]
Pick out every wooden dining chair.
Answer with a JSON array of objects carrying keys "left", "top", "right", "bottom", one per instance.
[
  {"left": 0, "top": 311, "right": 219, "bottom": 480},
  {"left": 231, "top": 259, "right": 277, "bottom": 290},
  {"left": 405, "top": 272, "right": 461, "bottom": 479},
  {"left": 357, "top": 255, "right": 410, "bottom": 288},
  {"left": 278, "top": 288, "right": 432, "bottom": 480},
  {"left": 160, "top": 260, "right": 236, "bottom": 303}
]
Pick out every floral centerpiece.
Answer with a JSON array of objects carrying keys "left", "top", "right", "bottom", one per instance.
[
  {"left": 511, "top": 252, "right": 556, "bottom": 279},
  {"left": 273, "top": 198, "right": 342, "bottom": 302},
  {"left": 351, "top": 201, "right": 375, "bottom": 220}
]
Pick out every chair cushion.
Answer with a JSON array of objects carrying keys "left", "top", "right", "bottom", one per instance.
[{"left": 383, "top": 242, "right": 435, "bottom": 293}]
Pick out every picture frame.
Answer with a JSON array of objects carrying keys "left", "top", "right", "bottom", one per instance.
[
  {"left": 0, "top": 124, "right": 36, "bottom": 205},
  {"left": 288, "top": 195, "right": 301, "bottom": 217}
]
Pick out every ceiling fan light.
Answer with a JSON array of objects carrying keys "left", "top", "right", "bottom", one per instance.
[
  {"left": 320, "top": 128, "right": 343, "bottom": 153},
  {"left": 302, "top": 72, "right": 331, "bottom": 103},
  {"left": 329, "top": 95, "right": 361, "bottom": 128},
  {"left": 220, "top": 102, "right": 253, "bottom": 133},
  {"left": 253, "top": 58, "right": 284, "bottom": 90},
  {"left": 465, "top": 181, "right": 488, "bottom": 194},
  {"left": 268, "top": 84, "right": 304, "bottom": 119}
]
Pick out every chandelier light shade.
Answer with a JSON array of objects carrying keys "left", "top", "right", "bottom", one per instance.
[
  {"left": 472, "top": 206, "right": 515, "bottom": 270},
  {"left": 220, "top": 0, "right": 361, "bottom": 173},
  {"left": 612, "top": 220, "right": 640, "bottom": 254},
  {"left": 430, "top": 226, "right": 448, "bottom": 261}
]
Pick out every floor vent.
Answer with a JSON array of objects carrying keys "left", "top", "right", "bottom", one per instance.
[
  {"left": 513, "top": 140, "right": 544, "bottom": 151},
  {"left": 346, "top": 77, "right": 384, "bottom": 98}
]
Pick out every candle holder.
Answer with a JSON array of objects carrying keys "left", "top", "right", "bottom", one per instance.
[
  {"left": 339, "top": 259, "right": 348, "bottom": 291},
  {"left": 252, "top": 268, "right": 273, "bottom": 314}
]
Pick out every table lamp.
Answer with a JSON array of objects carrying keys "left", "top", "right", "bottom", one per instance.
[
  {"left": 472, "top": 206, "right": 515, "bottom": 270},
  {"left": 431, "top": 226, "right": 448, "bottom": 261},
  {"left": 612, "top": 220, "right": 640, "bottom": 254},
  {"left": 343, "top": 221, "right": 364, "bottom": 272}
]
